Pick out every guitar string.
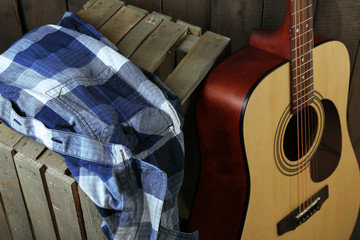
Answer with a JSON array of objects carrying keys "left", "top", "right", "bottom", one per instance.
[{"left": 292, "top": 0, "right": 302, "bottom": 215}]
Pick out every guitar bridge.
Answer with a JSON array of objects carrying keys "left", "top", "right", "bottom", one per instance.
[{"left": 277, "top": 185, "right": 329, "bottom": 236}]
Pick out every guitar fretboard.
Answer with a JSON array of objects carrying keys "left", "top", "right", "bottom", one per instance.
[{"left": 290, "top": 0, "right": 314, "bottom": 113}]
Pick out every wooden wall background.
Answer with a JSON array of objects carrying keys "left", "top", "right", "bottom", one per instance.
[{"left": 0, "top": 0, "right": 359, "bottom": 239}]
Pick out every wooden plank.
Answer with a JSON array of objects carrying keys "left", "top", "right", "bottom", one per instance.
[
  {"left": 0, "top": 0, "right": 23, "bottom": 53},
  {"left": 77, "top": 0, "right": 125, "bottom": 29},
  {"left": 210, "top": 0, "right": 263, "bottom": 52},
  {"left": 187, "top": 0, "right": 210, "bottom": 32},
  {"left": 176, "top": 34, "right": 200, "bottom": 53},
  {"left": 163, "top": 0, "right": 210, "bottom": 32},
  {"left": 0, "top": 124, "right": 33, "bottom": 240},
  {"left": 46, "top": 168, "right": 85, "bottom": 240},
  {"left": 117, "top": 13, "right": 162, "bottom": 58},
  {"left": 78, "top": 188, "right": 106, "bottom": 240},
  {"left": 14, "top": 153, "right": 57, "bottom": 240},
  {"left": 164, "top": 31, "right": 230, "bottom": 104},
  {"left": 38, "top": 149, "right": 68, "bottom": 174},
  {"left": 151, "top": 11, "right": 172, "bottom": 21},
  {"left": 176, "top": 20, "right": 202, "bottom": 36},
  {"left": 123, "top": 0, "right": 161, "bottom": 13},
  {"left": 0, "top": 194, "right": 12, "bottom": 240},
  {"left": 162, "top": 0, "right": 186, "bottom": 22},
  {"left": 127, "top": 5, "right": 149, "bottom": 15},
  {"left": 0, "top": 123, "right": 23, "bottom": 147},
  {"left": 83, "top": 0, "right": 98, "bottom": 9},
  {"left": 99, "top": 6, "right": 147, "bottom": 44},
  {"left": 68, "top": 0, "right": 89, "bottom": 12},
  {"left": 18, "top": 0, "right": 67, "bottom": 31},
  {"left": 129, "top": 20, "right": 188, "bottom": 72},
  {"left": 314, "top": 0, "right": 360, "bottom": 71},
  {"left": 262, "top": 0, "right": 286, "bottom": 30},
  {"left": 14, "top": 137, "right": 46, "bottom": 160}
]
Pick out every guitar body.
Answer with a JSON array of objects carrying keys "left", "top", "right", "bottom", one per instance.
[{"left": 189, "top": 37, "right": 360, "bottom": 240}]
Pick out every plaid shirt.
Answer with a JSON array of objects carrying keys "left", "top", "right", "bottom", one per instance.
[{"left": 0, "top": 12, "right": 198, "bottom": 240}]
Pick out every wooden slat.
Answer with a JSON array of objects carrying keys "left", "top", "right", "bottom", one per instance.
[
  {"left": 0, "top": 124, "right": 33, "bottom": 240},
  {"left": 210, "top": 0, "right": 263, "bottom": 52},
  {"left": 164, "top": 31, "right": 230, "bottom": 104},
  {"left": 77, "top": 0, "right": 125, "bottom": 29},
  {"left": 176, "top": 20, "right": 202, "bottom": 36},
  {"left": 0, "top": 0, "right": 23, "bottom": 53},
  {"left": 99, "top": 6, "right": 147, "bottom": 44},
  {"left": 18, "top": 0, "right": 66, "bottom": 31},
  {"left": 117, "top": 13, "right": 162, "bottom": 58},
  {"left": 79, "top": 188, "right": 106, "bottom": 240},
  {"left": 83, "top": 0, "right": 98, "bottom": 9},
  {"left": 14, "top": 137, "right": 46, "bottom": 160},
  {"left": 129, "top": 20, "right": 188, "bottom": 72},
  {"left": 46, "top": 168, "right": 85, "bottom": 240},
  {"left": 14, "top": 153, "right": 57, "bottom": 240},
  {"left": 0, "top": 194, "right": 12, "bottom": 240},
  {"left": 38, "top": 149, "right": 68, "bottom": 174},
  {"left": 151, "top": 11, "right": 172, "bottom": 21}
]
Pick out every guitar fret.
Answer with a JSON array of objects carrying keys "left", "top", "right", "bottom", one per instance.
[
  {"left": 292, "top": 95, "right": 314, "bottom": 110},
  {"left": 292, "top": 28, "right": 313, "bottom": 40},
  {"left": 291, "top": 17, "right": 313, "bottom": 28},
  {"left": 292, "top": 83, "right": 314, "bottom": 96},
  {"left": 292, "top": 50, "right": 313, "bottom": 62},
  {"left": 293, "top": 73, "right": 313, "bottom": 88},
  {"left": 292, "top": 39, "right": 313, "bottom": 51},
  {"left": 292, "top": 58, "right": 312, "bottom": 71},
  {"left": 292, "top": 90, "right": 313, "bottom": 103},
  {"left": 291, "top": 4, "right": 313, "bottom": 16},
  {"left": 292, "top": 66, "right": 313, "bottom": 77}
]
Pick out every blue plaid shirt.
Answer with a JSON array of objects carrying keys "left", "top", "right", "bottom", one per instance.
[{"left": 0, "top": 12, "right": 198, "bottom": 240}]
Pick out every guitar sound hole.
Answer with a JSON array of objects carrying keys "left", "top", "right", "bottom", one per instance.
[{"left": 283, "top": 106, "right": 318, "bottom": 161}]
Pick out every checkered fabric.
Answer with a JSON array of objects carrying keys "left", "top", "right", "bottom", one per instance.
[{"left": 0, "top": 12, "right": 198, "bottom": 240}]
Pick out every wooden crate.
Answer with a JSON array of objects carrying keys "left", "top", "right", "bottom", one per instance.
[{"left": 0, "top": 0, "right": 230, "bottom": 239}]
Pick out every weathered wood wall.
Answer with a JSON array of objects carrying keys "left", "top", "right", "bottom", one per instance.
[
  {"left": 0, "top": 0, "right": 359, "bottom": 238},
  {"left": 0, "top": 0, "right": 358, "bottom": 150}
]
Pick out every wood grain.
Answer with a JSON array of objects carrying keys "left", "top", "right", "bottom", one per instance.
[
  {"left": 99, "top": 5, "right": 146, "bottom": 44},
  {"left": 0, "top": 194, "right": 12, "bottom": 240},
  {"left": 0, "top": 124, "right": 33, "bottom": 240},
  {"left": 0, "top": 0, "right": 22, "bottom": 53},
  {"left": 68, "top": 0, "right": 89, "bottom": 12},
  {"left": 14, "top": 153, "right": 57, "bottom": 240},
  {"left": 78, "top": 188, "right": 106, "bottom": 240},
  {"left": 129, "top": 19, "right": 188, "bottom": 72},
  {"left": 210, "top": 0, "right": 263, "bottom": 52},
  {"left": 18, "top": 0, "right": 66, "bottom": 31},
  {"left": 117, "top": 13, "right": 163, "bottom": 58},
  {"left": 162, "top": 0, "right": 210, "bottom": 32},
  {"left": 46, "top": 167, "right": 85, "bottom": 240},
  {"left": 124, "top": 0, "right": 162, "bottom": 13},
  {"left": 77, "top": 0, "right": 124, "bottom": 29},
  {"left": 165, "top": 31, "right": 230, "bottom": 104}
]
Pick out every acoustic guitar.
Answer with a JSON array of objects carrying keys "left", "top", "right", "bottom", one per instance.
[{"left": 188, "top": 0, "right": 360, "bottom": 239}]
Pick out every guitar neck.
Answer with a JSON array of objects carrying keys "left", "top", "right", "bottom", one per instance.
[{"left": 289, "top": 0, "right": 315, "bottom": 113}]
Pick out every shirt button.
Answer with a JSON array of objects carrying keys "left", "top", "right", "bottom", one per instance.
[{"left": 123, "top": 126, "right": 134, "bottom": 135}]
